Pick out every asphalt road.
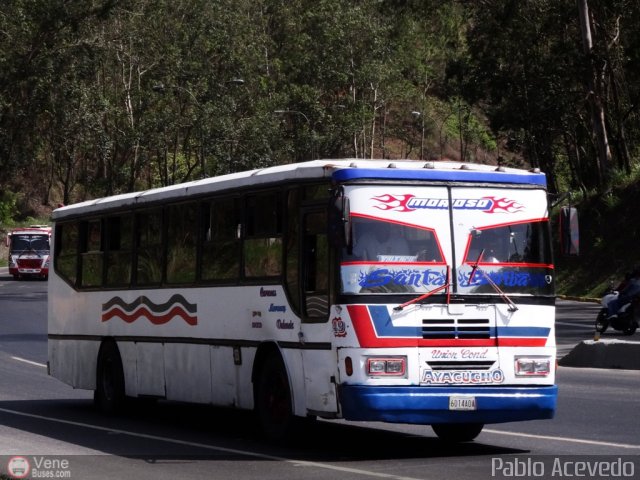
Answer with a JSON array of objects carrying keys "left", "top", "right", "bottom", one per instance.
[
  {"left": 0, "top": 272, "right": 638, "bottom": 480},
  {"left": 554, "top": 299, "right": 605, "bottom": 357}
]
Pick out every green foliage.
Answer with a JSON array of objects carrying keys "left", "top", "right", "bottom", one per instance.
[
  {"left": 0, "top": 192, "right": 18, "bottom": 227},
  {"left": 0, "top": 0, "right": 639, "bottom": 219},
  {"left": 555, "top": 174, "right": 640, "bottom": 297},
  {"left": 1, "top": 0, "right": 640, "bottom": 296},
  {"left": 0, "top": 0, "right": 511, "bottom": 203}
]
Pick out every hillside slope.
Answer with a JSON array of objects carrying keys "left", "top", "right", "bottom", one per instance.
[{"left": 556, "top": 180, "right": 640, "bottom": 298}]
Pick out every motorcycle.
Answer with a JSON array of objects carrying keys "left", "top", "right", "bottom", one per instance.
[{"left": 595, "top": 290, "right": 639, "bottom": 336}]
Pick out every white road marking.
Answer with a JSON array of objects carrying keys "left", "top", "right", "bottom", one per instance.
[
  {"left": 0, "top": 407, "right": 422, "bottom": 480},
  {"left": 11, "top": 356, "right": 47, "bottom": 368},
  {"left": 484, "top": 428, "right": 640, "bottom": 450}
]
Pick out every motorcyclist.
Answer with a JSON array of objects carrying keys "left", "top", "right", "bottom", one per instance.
[{"left": 607, "top": 267, "right": 640, "bottom": 319}]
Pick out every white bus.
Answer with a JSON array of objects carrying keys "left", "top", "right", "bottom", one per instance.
[{"left": 48, "top": 159, "right": 557, "bottom": 442}]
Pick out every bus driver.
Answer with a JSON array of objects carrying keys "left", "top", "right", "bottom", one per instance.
[{"left": 352, "top": 221, "right": 411, "bottom": 261}]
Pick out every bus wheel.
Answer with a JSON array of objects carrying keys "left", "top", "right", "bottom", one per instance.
[
  {"left": 255, "top": 354, "right": 294, "bottom": 441},
  {"left": 94, "top": 341, "right": 125, "bottom": 414},
  {"left": 432, "top": 423, "right": 484, "bottom": 443}
]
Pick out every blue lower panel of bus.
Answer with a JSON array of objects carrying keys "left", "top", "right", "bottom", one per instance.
[{"left": 338, "top": 385, "right": 557, "bottom": 424}]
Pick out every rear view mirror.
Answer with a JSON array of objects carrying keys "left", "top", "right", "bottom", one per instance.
[
  {"left": 328, "top": 192, "right": 352, "bottom": 250},
  {"left": 342, "top": 196, "right": 351, "bottom": 249},
  {"left": 559, "top": 206, "right": 579, "bottom": 256}
]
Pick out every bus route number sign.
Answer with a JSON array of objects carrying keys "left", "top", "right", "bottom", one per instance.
[{"left": 448, "top": 396, "right": 477, "bottom": 411}]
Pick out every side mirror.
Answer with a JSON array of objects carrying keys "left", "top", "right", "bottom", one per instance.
[
  {"left": 559, "top": 206, "right": 579, "bottom": 256},
  {"left": 328, "top": 193, "right": 352, "bottom": 250}
]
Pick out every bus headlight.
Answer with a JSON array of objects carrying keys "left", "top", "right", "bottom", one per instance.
[
  {"left": 366, "top": 356, "right": 406, "bottom": 377},
  {"left": 515, "top": 357, "right": 551, "bottom": 377}
]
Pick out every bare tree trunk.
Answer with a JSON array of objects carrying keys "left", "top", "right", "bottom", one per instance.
[
  {"left": 43, "top": 152, "right": 54, "bottom": 206},
  {"left": 381, "top": 104, "right": 387, "bottom": 159},
  {"left": 350, "top": 61, "right": 359, "bottom": 158},
  {"left": 577, "top": 0, "right": 612, "bottom": 188},
  {"left": 607, "top": 64, "right": 631, "bottom": 173},
  {"left": 370, "top": 84, "right": 377, "bottom": 159},
  {"left": 563, "top": 130, "right": 588, "bottom": 197}
]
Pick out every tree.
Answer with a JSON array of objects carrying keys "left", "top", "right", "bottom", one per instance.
[
  {"left": 577, "top": 0, "right": 612, "bottom": 187},
  {"left": 4, "top": 0, "right": 640, "bottom": 210}
]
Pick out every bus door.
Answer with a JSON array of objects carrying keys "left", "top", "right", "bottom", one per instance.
[
  {"left": 301, "top": 209, "right": 329, "bottom": 319},
  {"left": 299, "top": 207, "right": 338, "bottom": 415}
]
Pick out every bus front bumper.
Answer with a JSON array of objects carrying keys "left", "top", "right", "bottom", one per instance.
[{"left": 338, "top": 385, "right": 557, "bottom": 425}]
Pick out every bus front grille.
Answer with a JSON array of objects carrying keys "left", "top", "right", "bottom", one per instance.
[
  {"left": 421, "top": 318, "right": 491, "bottom": 339},
  {"left": 426, "top": 360, "right": 496, "bottom": 371},
  {"left": 17, "top": 259, "right": 42, "bottom": 269}
]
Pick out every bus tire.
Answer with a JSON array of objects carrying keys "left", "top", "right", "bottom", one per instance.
[
  {"left": 94, "top": 340, "right": 126, "bottom": 414},
  {"left": 432, "top": 423, "right": 484, "bottom": 443},
  {"left": 255, "top": 353, "right": 294, "bottom": 441}
]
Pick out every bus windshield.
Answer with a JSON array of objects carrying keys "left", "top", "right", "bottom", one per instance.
[
  {"left": 337, "top": 184, "right": 554, "bottom": 297},
  {"left": 463, "top": 221, "right": 552, "bottom": 266},
  {"left": 340, "top": 216, "right": 447, "bottom": 294},
  {"left": 11, "top": 234, "right": 50, "bottom": 253},
  {"left": 457, "top": 219, "right": 553, "bottom": 296}
]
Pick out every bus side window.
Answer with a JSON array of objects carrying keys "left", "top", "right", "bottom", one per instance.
[
  {"left": 201, "top": 198, "right": 241, "bottom": 282},
  {"left": 135, "top": 209, "right": 164, "bottom": 285},
  {"left": 244, "top": 192, "right": 283, "bottom": 278},
  {"left": 55, "top": 222, "right": 79, "bottom": 286},
  {"left": 80, "top": 219, "right": 103, "bottom": 288},
  {"left": 105, "top": 215, "right": 133, "bottom": 287},
  {"left": 302, "top": 211, "right": 329, "bottom": 319},
  {"left": 166, "top": 202, "right": 198, "bottom": 284}
]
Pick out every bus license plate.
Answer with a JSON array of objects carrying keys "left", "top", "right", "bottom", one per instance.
[{"left": 449, "top": 396, "right": 476, "bottom": 411}]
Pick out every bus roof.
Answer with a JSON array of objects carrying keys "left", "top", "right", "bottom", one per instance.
[
  {"left": 9, "top": 226, "right": 51, "bottom": 236},
  {"left": 52, "top": 159, "right": 546, "bottom": 220}
]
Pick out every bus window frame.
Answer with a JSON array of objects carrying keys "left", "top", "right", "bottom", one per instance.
[{"left": 52, "top": 180, "right": 334, "bottom": 307}]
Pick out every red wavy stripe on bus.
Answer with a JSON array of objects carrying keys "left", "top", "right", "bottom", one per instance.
[{"left": 101, "top": 305, "right": 198, "bottom": 326}]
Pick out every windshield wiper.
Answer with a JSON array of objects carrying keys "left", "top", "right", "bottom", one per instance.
[
  {"left": 470, "top": 249, "right": 518, "bottom": 312},
  {"left": 394, "top": 266, "right": 450, "bottom": 312}
]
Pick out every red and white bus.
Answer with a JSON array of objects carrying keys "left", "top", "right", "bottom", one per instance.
[
  {"left": 48, "top": 159, "right": 558, "bottom": 441},
  {"left": 6, "top": 225, "right": 51, "bottom": 280}
]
